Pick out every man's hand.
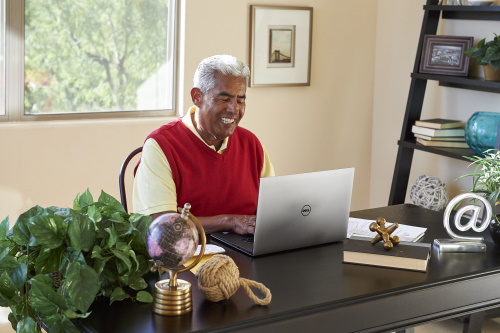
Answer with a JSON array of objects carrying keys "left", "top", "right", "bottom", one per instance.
[{"left": 229, "top": 215, "right": 256, "bottom": 235}]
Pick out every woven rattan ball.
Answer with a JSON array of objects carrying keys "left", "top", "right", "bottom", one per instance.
[{"left": 410, "top": 175, "right": 448, "bottom": 211}]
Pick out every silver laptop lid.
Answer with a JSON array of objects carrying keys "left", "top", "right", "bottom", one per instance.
[{"left": 252, "top": 168, "right": 354, "bottom": 255}]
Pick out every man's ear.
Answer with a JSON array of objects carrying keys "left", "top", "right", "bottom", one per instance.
[{"left": 191, "top": 88, "right": 203, "bottom": 107}]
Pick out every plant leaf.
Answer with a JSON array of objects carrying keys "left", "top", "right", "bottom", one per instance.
[
  {"left": 16, "top": 316, "right": 38, "bottom": 333},
  {"left": 128, "top": 274, "right": 148, "bottom": 291},
  {"left": 91, "top": 245, "right": 106, "bottom": 260},
  {"left": 0, "top": 247, "right": 9, "bottom": 261},
  {"left": 0, "top": 217, "right": 9, "bottom": 240},
  {"left": 87, "top": 204, "right": 101, "bottom": 223},
  {"left": 136, "top": 290, "right": 153, "bottom": 303},
  {"left": 35, "top": 246, "right": 64, "bottom": 274},
  {"left": 485, "top": 44, "right": 500, "bottom": 61},
  {"left": 12, "top": 206, "right": 43, "bottom": 246},
  {"left": 41, "top": 313, "right": 63, "bottom": 326},
  {"left": 68, "top": 211, "right": 96, "bottom": 252},
  {"left": 64, "top": 262, "right": 99, "bottom": 313},
  {"left": 110, "top": 286, "right": 129, "bottom": 304},
  {"left": 51, "top": 207, "right": 71, "bottom": 218},
  {"left": 8, "top": 311, "right": 19, "bottom": 332},
  {"left": 128, "top": 249, "right": 139, "bottom": 270},
  {"left": 74, "top": 189, "right": 94, "bottom": 211},
  {"left": 98, "top": 190, "right": 126, "bottom": 213},
  {"left": 28, "top": 210, "right": 66, "bottom": 249},
  {"left": 92, "top": 258, "right": 106, "bottom": 275},
  {"left": 0, "top": 271, "right": 18, "bottom": 306},
  {"left": 10, "top": 263, "right": 27, "bottom": 290},
  {"left": 64, "top": 309, "right": 91, "bottom": 319},
  {"left": 29, "top": 274, "right": 67, "bottom": 317},
  {"left": 111, "top": 248, "right": 132, "bottom": 272},
  {"left": 0, "top": 256, "right": 28, "bottom": 289},
  {"left": 105, "top": 225, "right": 118, "bottom": 247},
  {"left": 46, "top": 316, "right": 81, "bottom": 333}
]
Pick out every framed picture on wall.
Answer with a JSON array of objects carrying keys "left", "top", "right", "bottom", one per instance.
[
  {"left": 419, "top": 35, "right": 473, "bottom": 76},
  {"left": 249, "top": 5, "right": 313, "bottom": 87}
]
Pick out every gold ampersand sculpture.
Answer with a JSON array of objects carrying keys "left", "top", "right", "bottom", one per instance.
[{"left": 370, "top": 217, "right": 400, "bottom": 251}]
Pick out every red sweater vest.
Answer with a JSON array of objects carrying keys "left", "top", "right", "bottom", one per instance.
[{"left": 147, "top": 118, "right": 264, "bottom": 217}]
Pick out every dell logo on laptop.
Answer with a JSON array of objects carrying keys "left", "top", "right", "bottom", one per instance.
[{"left": 301, "top": 205, "right": 312, "bottom": 216}]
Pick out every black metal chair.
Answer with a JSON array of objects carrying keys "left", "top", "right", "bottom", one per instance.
[{"left": 119, "top": 147, "right": 143, "bottom": 213}]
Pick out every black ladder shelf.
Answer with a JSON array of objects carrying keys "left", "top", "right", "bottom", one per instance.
[{"left": 388, "top": 0, "right": 500, "bottom": 205}]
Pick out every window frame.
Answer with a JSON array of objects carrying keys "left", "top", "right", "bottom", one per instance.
[{"left": 2, "top": 0, "right": 178, "bottom": 122}]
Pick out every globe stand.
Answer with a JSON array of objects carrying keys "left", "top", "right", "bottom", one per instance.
[{"left": 151, "top": 203, "right": 206, "bottom": 316}]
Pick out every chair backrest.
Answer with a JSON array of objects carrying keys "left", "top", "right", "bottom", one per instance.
[{"left": 119, "top": 147, "right": 143, "bottom": 213}]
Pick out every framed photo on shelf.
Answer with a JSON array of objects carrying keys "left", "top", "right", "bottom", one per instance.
[
  {"left": 249, "top": 5, "right": 313, "bottom": 87},
  {"left": 419, "top": 35, "right": 473, "bottom": 76}
]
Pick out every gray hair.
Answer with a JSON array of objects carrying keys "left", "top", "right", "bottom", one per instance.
[{"left": 193, "top": 55, "right": 250, "bottom": 93}]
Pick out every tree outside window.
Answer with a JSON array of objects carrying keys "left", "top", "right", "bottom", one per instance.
[{"left": 24, "top": 0, "right": 174, "bottom": 116}]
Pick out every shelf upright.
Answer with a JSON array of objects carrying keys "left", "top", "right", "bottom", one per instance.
[{"left": 388, "top": 1, "right": 500, "bottom": 205}]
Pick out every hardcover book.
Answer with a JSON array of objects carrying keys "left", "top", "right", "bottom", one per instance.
[
  {"left": 414, "top": 118, "right": 464, "bottom": 129},
  {"left": 416, "top": 137, "right": 469, "bottom": 148},
  {"left": 411, "top": 125, "right": 465, "bottom": 137},
  {"left": 343, "top": 239, "right": 431, "bottom": 272},
  {"left": 413, "top": 133, "right": 466, "bottom": 142}
]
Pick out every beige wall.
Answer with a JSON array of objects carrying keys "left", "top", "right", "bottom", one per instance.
[{"left": 0, "top": 0, "right": 376, "bottom": 221}]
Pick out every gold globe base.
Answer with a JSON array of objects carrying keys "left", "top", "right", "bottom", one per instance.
[
  {"left": 154, "top": 279, "right": 192, "bottom": 316},
  {"left": 149, "top": 204, "right": 207, "bottom": 317}
]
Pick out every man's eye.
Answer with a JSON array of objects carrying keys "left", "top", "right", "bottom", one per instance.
[{"left": 237, "top": 100, "right": 245, "bottom": 105}]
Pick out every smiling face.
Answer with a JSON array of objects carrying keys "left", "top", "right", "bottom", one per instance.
[{"left": 191, "top": 72, "right": 247, "bottom": 150}]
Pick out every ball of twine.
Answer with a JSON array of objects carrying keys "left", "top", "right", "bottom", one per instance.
[
  {"left": 410, "top": 174, "right": 448, "bottom": 211},
  {"left": 195, "top": 254, "right": 272, "bottom": 305}
]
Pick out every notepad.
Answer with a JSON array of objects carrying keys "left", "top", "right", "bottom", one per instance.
[
  {"left": 184, "top": 244, "right": 226, "bottom": 274},
  {"left": 347, "top": 218, "right": 426, "bottom": 242}
]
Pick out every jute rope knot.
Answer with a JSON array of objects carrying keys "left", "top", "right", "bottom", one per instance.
[{"left": 195, "top": 254, "right": 272, "bottom": 305}]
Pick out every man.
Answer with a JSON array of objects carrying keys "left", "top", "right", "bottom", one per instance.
[{"left": 133, "top": 55, "right": 274, "bottom": 234}]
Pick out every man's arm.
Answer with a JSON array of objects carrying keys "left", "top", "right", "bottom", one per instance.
[
  {"left": 151, "top": 211, "right": 256, "bottom": 235},
  {"left": 133, "top": 139, "right": 178, "bottom": 214}
]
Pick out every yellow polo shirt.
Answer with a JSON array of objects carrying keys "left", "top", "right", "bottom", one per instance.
[{"left": 132, "top": 106, "right": 275, "bottom": 215}]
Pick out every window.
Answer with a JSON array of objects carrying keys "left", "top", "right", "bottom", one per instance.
[{"left": 2, "top": 0, "right": 177, "bottom": 121}]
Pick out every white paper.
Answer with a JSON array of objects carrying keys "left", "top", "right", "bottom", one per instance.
[
  {"left": 193, "top": 244, "right": 225, "bottom": 256},
  {"left": 347, "top": 217, "right": 426, "bottom": 243}
]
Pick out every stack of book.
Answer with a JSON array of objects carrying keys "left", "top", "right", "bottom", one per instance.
[{"left": 411, "top": 118, "right": 469, "bottom": 148}]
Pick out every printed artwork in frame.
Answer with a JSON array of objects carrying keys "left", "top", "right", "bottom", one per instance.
[
  {"left": 419, "top": 35, "right": 473, "bottom": 76},
  {"left": 249, "top": 5, "right": 313, "bottom": 87}
]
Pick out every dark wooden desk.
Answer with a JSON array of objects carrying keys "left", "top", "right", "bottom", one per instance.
[{"left": 77, "top": 204, "right": 500, "bottom": 333}]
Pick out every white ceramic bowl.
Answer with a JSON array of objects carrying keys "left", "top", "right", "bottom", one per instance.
[{"left": 467, "top": 0, "right": 494, "bottom": 5}]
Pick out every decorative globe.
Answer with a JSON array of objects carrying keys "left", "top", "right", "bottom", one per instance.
[{"left": 146, "top": 212, "right": 199, "bottom": 269}]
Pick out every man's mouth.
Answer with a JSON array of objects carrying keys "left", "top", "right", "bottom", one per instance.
[{"left": 221, "top": 117, "right": 235, "bottom": 124}]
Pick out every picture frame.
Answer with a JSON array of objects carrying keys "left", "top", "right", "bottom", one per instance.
[
  {"left": 419, "top": 35, "right": 473, "bottom": 76},
  {"left": 249, "top": 5, "right": 313, "bottom": 87}
]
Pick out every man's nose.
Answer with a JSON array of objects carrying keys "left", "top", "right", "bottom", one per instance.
[{"left": 227, "top": 99, "right": 239, "bottom": 114}]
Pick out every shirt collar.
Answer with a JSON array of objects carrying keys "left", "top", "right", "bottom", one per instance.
[{"left": 182, "top": 106, "right": 228, "bottom": 153}]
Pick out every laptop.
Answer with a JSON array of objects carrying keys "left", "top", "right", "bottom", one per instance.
[{"left": 210, "top": 168, "right": 354, "bottom": 256}]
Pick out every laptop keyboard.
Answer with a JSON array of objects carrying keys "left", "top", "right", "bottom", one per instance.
[{"left": 241, "top": 234, "right": 254, "bottom": 244}]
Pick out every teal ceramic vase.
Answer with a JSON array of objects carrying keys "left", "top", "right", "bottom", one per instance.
[{"left": 464, "top": 111, "right": 500, "bottom": 155}]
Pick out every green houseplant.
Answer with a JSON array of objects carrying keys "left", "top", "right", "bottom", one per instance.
[
  {"left": 459, "top": 149, "right": 500, "bottom": 244},
  {"left": 0, "top": 190, "right": 154, "bottom": 332},
  {"left": 464, "top": 34, "right": 500, "bottom": 80},
  {"left": 460, "top": 149, "right": 500, "bottom": 205}
]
